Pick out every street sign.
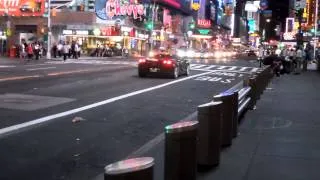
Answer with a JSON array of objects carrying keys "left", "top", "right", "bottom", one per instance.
[{"left": 295, "top": 0, "right": 306, "bottom": 10}]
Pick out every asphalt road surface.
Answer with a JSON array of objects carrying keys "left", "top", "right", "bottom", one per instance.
[{"left": 0, "top": 56, "right": 260, "bottom": 180}]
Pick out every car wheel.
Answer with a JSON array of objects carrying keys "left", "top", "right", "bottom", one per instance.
[
  {"left": 185, "top": 65, "right": 190, "bottom": 76},
  {"left": 138, "top": 71, "right": 147, "bottom": 77},
  {"left": 171, "top": 67, "right": 179, "bottom": 79}
]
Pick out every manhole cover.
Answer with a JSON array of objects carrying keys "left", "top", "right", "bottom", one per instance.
[{"left": 0, "top": 93, "right": 75, "bottom": 111}]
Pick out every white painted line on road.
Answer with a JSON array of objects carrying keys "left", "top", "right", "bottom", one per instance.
[
  {"left": 127, "top": 111, "right": 198, "bottom": 159},
  {"left": 27, "top": 67, "right": 56, "bottom": 71},
  {"left": 239, "top": 67, "right": 248, "bottom": 71},
  {"left": 250, "top": 67, "right": 259, "bottom": 72},
  {"left": 216, "top": 66, "right": 227, "bottom": 70},
  {"left": 0, "top": 71, "right": 213, "bottom": 138},
  {"left": 227, "top": 66, "right": 238, "bottom": 71},
  {"left": 0, "top": 65, "right": 16, "bottom": 68},
  {"left": 0, "top": 75, "right": 41, "bottom": 82},
  {"left": 202, "top": 65, "right": 217, "bottom": 70},
  {"left": 190, "top": 64, "right": 207, "bottom": 69}
]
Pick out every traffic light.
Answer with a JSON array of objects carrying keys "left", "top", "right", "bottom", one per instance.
[
  {"left": 145, "top": 21, "right": 154, "bottom": 30},
  {"left": 189, "top": 22, "right": 195, "bottom": 29}
]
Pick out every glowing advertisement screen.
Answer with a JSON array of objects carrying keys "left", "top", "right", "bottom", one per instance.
[{"left": 0, "top": 0, "right": 45, "bottom": 16}]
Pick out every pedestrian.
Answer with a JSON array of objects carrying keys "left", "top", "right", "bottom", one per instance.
[
  {"left": 34, "top": 42, "right": 40, "bottom": 60},
  {"left": 294, "top": 47, "right": 303, "bottom": 74},
  {"left": 52, "top": 43, "right": 57, "bottom": 58},
  {"left": 57, "top": 42, "right": 63, "bottom": 57},
  {"left": 63, "top": 42, "right": 70, "bottom": 61},
  {"left": 75, "top": 43, "right": 81, "bottom": 58},
  {"left": 27, "top": 43, "right": 33, "bottom": 60}
]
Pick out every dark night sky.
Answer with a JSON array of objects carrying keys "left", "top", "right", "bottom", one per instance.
[{"left": 265, "top": 0, "right": 290, "bottom": 39}]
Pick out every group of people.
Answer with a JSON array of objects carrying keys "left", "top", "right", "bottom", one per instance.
[
  {"left": 260, "top": 43, "right": 314, "bottom": 76},
  {"left": 19, "top": 40, "right": 46, "bottom": 61},
  {"left": 52, "top": 41, "right": 81, "bottom": 61}
]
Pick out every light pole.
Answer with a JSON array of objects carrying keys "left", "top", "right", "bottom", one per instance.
[
  {"left": 314, "top": 0, "right": 318, "bottom": 60},
  {"left": 46, "top": 0, "right": 51, "bottom": 59},
  {"left": 46, "top": 0, "right": 75, "bottom": 59}
]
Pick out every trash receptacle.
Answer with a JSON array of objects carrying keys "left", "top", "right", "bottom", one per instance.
[
  {"left": 9, "top": 45, "right": 16, "bottom": 58},
  {"left": 197, "top": 101, "right": 223, "bottom": 166},
  {"left": 104, "top": 157, "right": 154, "bottom": 180},
  {"left": 213, "top": 92, "right": 235, "bottom": 147},
  {"left": 165, "top": 121, "right": 198, "bottom": 180}
]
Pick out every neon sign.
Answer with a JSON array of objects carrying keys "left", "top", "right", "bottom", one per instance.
[
  {"left": 197, "top": 19, "right": 211, "bottom": 28},
  {"left": 105, "top": 0, "right": 145, "bottom": 19}
]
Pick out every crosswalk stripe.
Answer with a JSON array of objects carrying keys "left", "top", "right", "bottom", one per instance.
[
  {"left": 250, "top": 67, "right": 259, "bottom": 72},
  {"left": 191, "top": 64, "right": 207, "bottom": 69},
  {"left": 227, "top": 66, "right": 238, "bottom": 71},
  {"left": 202, "top": 65, "right": 217, "bottom": 70},
  {"left": 216, "top": 66, "right": 227, "bottom": 70},
  {"left": 239, "top": 67, "right": 248, "bottom": 71}
]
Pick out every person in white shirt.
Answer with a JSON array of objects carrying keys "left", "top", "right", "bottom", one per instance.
[
  {"left": 57, "top": 42, "right": 63, "bottom": 57},
  {"left": 62, "top": 42, "right": 70, "bottom": 61}
]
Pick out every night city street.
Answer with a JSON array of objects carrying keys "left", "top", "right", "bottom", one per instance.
[
  {"left": 0, "top": 57, "right": 259, "bottom": 180},
  {"left": 2, "top": 0, "right": 320, "bottom": 179}
]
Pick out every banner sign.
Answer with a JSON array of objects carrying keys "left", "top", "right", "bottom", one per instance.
[
  {"left": 0, "top": 0, "right": 45, "bottom": 16},
  {"left": 95, "top": 0, "right": 144, "bottom": 20}
]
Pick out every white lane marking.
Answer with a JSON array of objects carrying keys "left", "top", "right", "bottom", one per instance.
[
  {"left": 0, "top": 65, "right": 16, "bottom": 68},
  {"left": 239, "top": 67, "right": 248, "bottom": 71},
  {"left": 190, "top": 64, "right": 207, "bottom": 69},
  {"left": 0, "top": 71, "right": 213, "bottom": 138},
  {"left": 250, "top": 67, "right": 259, "bottom": 72},
  {"left": 216, "top": 66, "right": 227, "bottom": 70},
  {"left": 202, "top": 65, "right": 217, "bottom": 70},
  {"left": 27, "top": 67, "right": 57, "bottom": 71},
  {"left": 227, "top": 66, "right": 238, "bottom": 71}
]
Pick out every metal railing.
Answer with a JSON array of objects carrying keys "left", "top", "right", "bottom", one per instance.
[{"left": 103, "top": 65, "right": 274, "bottom": 180}]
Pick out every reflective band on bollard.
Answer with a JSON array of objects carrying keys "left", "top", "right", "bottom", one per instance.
[
  {"left": 104, "top": 157, "right": 154, "bottom": 180},
  {"left": 197, "top": 101, "right": 223, "bottom": 166},
  {"left": 213, "top": 92, "right": 234, "bottom": 147},
  {"left": 165, "top": 121, "right": 198, "bottom": 180}
]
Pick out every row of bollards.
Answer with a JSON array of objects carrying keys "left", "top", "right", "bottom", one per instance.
[{"left": 104, "top": 66, "right": 274, "bottom": 180}]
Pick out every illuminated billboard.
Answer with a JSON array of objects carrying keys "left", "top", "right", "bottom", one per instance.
[{"left": 0, "top": 0, "right": 45, "bottom": 16}]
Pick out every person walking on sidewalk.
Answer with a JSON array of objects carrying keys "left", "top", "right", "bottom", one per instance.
[
  {"left": 62, "top": 42, "right": 70, "bottom": 61},
  {"left": 294, "top": 47, "right": 303, "bottom": 74},
  {"left": 27, "top": 43, "right": 33, "bottom": 61}
]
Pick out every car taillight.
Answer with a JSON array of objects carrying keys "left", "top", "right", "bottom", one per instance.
[
  {"left": 163, "top": 60, "right": 172, "bottom": 65},
  {"left": 138, "top": 59, "right": 146, "bottom": 63}
]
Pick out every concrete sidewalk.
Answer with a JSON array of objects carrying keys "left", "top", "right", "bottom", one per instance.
[{"left": 97, "top": 69, "right": 320, "bottom": 180}]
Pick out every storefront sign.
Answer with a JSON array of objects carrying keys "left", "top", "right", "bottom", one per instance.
[
  {"left": 191, "top": 0, "right": 200, "bottom": 10},
  {"left": 105, "top": 0, "right": 144, "bottom": 19},
  {"left": 198, "top": 29, "right": 210, "bottom": 35},
  {"left": 76, "top": 30, "right": 89, "bottom": 35},
  {"left": 63, "top": 30, "right": 73, "bottom": 35},
  {"left": 197, "top": 19, "right": 211, "bottom": 28},
  {"left": 0, "top": 0, "right": 45, "bottom": 16},
  {"left": 160, "top": 0, "right": 181, "bottom": 8}
]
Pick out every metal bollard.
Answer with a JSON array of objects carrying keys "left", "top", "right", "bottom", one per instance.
[
  {"left": 213, "top": 92, "right": 235, "bottom": 147},
  {"left": 165, "top": 121, "right": 198, "bottom": 180},
  {"left": 197, "top": 101, "right": 223, "bottom": 166},
  {"left": 104, "top": 157, "right": 154, "bottom": 180},
  {"left": 248, "top": 76, "right": 258, "bottom": 110},
  {"left": 231, "top": 91, "right": 239, "bottom": 137}
]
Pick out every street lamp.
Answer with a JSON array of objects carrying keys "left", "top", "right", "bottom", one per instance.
[
  {"left": 266, "top": 19, "right": 271, "bottom": 23},
  {"left": 46, "top": 0, "right": 75, "bottom": 59}
]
